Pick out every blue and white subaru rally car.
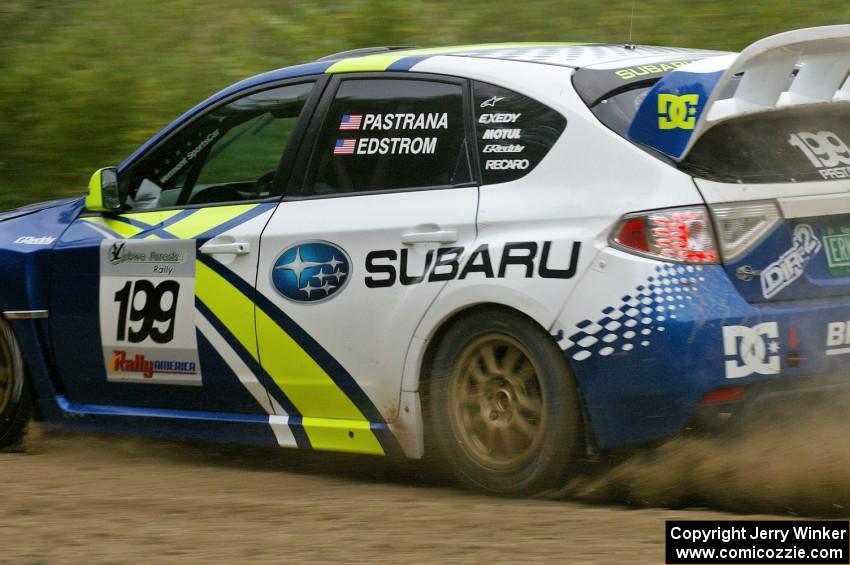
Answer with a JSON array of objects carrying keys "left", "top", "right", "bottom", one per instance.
[{"left": 2, "top": 26, "right": 849, "bottom": 494}]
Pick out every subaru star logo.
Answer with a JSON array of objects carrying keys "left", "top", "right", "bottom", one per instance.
[{"left": 271, "top": 241, "right": 351, "bottom": 303}]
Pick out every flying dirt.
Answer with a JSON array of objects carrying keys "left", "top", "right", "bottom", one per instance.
[{"left": 3, "top": 405, "right": 849, "bottom": 564}]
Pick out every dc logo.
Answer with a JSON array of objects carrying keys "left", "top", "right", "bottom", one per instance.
[
  {"left": 271, "top": 241, "right": 351, "bottom": 303},
  {"left": 657, "top": 94, "right": 700, "bottom": 130},
  {"left": 722, "top": 322, "right": 780, "bottom": 379}
]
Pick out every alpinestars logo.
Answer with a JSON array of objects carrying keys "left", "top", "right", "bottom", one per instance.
[
  {"left": 722, "top": 322, "right": 780, "bottom": 379},
  {"left": 271, "top": 241, "right": 351, "bottom": 303}
]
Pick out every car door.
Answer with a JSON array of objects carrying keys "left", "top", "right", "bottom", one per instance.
[
  {"left": 253, "top": 74, "right": 479, "bottom": 453},
  {"left": 48, "top": 79, "right": 323, "bottom": 415}
]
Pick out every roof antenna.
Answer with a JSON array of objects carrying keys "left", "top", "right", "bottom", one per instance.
[{"left": 625, "top": 0, "right": 636, "bottom": 50}]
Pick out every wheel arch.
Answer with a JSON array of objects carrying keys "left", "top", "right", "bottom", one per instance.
[{"left": 408, "top": 300, "right": 597, "bottom": 456}]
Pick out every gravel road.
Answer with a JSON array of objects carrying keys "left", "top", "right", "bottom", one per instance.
[{"left": 2, "top": 425, "right": 811, "bottom": 565}]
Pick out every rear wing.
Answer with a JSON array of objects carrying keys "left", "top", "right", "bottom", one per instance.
[{"left": 628, "top": 25, "right": 850, "bottom": 162}]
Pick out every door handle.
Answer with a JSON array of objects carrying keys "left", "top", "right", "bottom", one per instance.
[
  {"left": 400, "top": 229, "right": 458, "bottom": 245},
  {"left": 199, "top": 242, "right": 251, "bottom": 256}
]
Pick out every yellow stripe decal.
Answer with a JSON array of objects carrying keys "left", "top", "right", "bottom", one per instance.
[
  {"left": 196, "top": 261, "right": 258, "bottom": 356},
  {"left": 299, "top": 417, "right": 383, "bottom": 455},
  {"left": 325, "top": 43, "right": 585, "bottom": 73},
  {"left": 165, "top": 204, "right": 258, "bottom": 239},
  {"left": 255, "top": 309, "right": 365, "bottom": 421},
  {"left": 81, "top": 217, "right": 144, "bottom": 238},
  {"left": 195, "top": 260, "right": 384, "bottom": 455}
]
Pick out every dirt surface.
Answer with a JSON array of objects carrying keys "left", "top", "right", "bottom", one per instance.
[{"left": 0, "top": 425, "right": 801, "bottom": 565}]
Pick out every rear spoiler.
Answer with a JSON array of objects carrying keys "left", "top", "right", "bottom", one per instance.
[{"left": 628, "top": 25, "right": 850, "bottom": 161}]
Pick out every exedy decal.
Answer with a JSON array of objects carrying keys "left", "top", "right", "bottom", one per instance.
[{"left": 365, "top": 241, "right": 581, "bottom": 288}]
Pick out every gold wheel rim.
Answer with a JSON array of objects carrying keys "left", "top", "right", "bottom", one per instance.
[
  {"left": 448, "top": 334, "right": 546, "bottom": 472},
  {"left": 0, "top": 325, "right": 13, "bottom": 415}
]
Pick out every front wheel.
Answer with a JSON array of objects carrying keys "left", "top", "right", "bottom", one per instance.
[
  {"left": 429, "top": 310, "right": 582, "bottom": 495},
  {"left": 0, "top": 317, "right": 30, "bottom": 449}
]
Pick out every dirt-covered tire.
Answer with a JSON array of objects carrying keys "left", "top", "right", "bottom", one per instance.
[
  {"left": 0, "top": 317, "right": 30, "bottom": 450},
  {"left": 429, "top": 309, "right": 582, "bottom": 496}
]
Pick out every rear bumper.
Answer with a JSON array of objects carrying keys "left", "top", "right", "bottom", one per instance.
[
  {"left": 554, "top": 247, "right": 850, "bottom": 449},
  {"left": 688, "top": 372, "right": 850, "bottom": 433}
]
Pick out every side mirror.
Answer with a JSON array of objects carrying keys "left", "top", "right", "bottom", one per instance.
[{"left": 85, "top": 167, "right": 122, "bottom": 212}]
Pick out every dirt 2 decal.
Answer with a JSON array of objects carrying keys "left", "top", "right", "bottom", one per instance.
[{"left": 98, "top": 239, "right": 201, "bottom": 385}]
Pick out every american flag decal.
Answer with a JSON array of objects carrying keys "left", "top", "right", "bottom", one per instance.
[
  {"left": 333, "top": 139, "right": 356, "bottom": 155},
  {"left": 339, "top": 114, "right": 362, "bottom": 130}
]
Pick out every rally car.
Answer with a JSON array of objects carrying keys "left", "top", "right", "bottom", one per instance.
[{"left": 1, "top": 26, "right": 849, "bottom": 495}]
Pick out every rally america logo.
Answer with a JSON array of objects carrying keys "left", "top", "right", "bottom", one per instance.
[
  {"left": 271, "top": 241, "right": 351, "bottom": 303},
  {"left": 722, "top": 322, "right": 780, "bottom": 379}
]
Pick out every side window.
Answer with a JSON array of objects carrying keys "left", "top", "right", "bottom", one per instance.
[
  {"left": 473, "top": 81, "right": 566, "bottom": 185},
  {"left": 303, "top": 78, "right": 471, "bottom": 196},
  {"left": 123, "top": 82, "right": 315, "bottom": 210}
]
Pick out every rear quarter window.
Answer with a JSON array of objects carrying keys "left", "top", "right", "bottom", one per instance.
[{"left": 472, "top": 81, "right": 566, "bottom": 185}]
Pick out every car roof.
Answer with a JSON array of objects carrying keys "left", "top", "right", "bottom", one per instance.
[
  {"left": 121, "top": 43, "right": 727, "bottom": 170},
  {"left": 319, "top": 43, "right": 724, "bottom": 72}
]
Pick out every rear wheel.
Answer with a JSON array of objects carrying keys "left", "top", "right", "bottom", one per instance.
[
  {"left": 429, "top": 309, "right": 582, "bottom": 495},
  {"left": 0, "top": 317, "right": 30, "bottom": 449}
]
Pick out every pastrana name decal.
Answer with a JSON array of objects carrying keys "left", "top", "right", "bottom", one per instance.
[{"left": 338, "top": 112, "right": 448, "bottom": 131}]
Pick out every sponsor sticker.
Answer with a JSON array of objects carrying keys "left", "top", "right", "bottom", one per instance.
[
  {"left": 14, "top": 236, "right": 56, "bottom": 245},
  {"left": 722, "top": 322, "right": 780, "bottom": 379},
  {"left": 826, "top": 320, "right": 850, "bottom": 356},
  {"left": 478, "top": 113, "right": 521, "bottom": 125},
  {"left": 99, "top": 239, "right": 201, "bottom": 385},
  {"left": 657, "top": 94, "right": 699, "bottom": 130},
  {"left": 788, "top": 131, "right": 850, "bottom": 180},
  {"left": 760, "top": 223, "right": 821, "bottom": 299},
  {"left": 482, "top": 128, "right": 521, "bottom": 140}
]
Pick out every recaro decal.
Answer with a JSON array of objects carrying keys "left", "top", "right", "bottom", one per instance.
[
  {"left": 272, "top": 241, "right": 351, "bottom": 303},
  {"left": 364, "top": 241, "right": 580, "bottom": 288}
]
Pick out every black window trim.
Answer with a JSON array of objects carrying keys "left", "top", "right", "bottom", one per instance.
[
  {"left": 81, "top": 74, "right": 331, "bottom": 217},
  {"left": 284, "top": 71, "right": 480, "bottom": 202}
]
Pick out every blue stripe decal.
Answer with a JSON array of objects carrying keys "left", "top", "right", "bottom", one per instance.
[
  {"left": 194, "top": 203, "right": 277, "bottom": 243},
  {"left": 107, "top": 215, "right": 153, "bottom": 231},
  {"left": 56, "top": 395, "right": 269, "bottom": 423},
  {"left": 194, "top": 296, "right": 311, "bottom": 449},
  {"left": 370, "top": 422, "right": 403, "bottom": 457},
  {"left": 387, "top": 55, "right": 432, "bottom": 71}
]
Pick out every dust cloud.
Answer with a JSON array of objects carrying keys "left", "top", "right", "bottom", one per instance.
[{"left": 560, "top": 393, "right": 850, "bottom": 517}]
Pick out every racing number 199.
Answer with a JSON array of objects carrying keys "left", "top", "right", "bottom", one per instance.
[{"left": 113, "top": 280, "right": 180, "bottom": 344}]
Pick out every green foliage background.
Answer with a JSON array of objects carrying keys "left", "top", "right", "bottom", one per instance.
[{"left": 1, "top": 0, "right": 848, "bottom": 208}]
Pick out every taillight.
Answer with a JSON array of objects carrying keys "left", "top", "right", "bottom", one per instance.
[
  {"left": 709, "top": 200, "right": 781, "bottom": 262},
  {"left": 611, "top": 206, "right": 719, "bottom": 264}
]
